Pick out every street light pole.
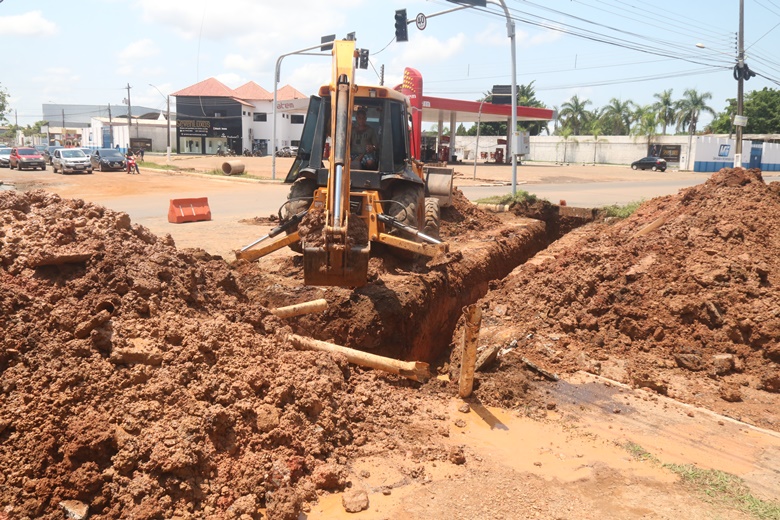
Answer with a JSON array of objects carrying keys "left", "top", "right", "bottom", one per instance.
[
  {"left": 447, "top": 0, "right": 517, "bottom": 194},
  {"left": 272, "top": 42, "right": 332, "bottom": 180},
  {"left": 149, "top": 84, "right": 172, "bottom": 162}
]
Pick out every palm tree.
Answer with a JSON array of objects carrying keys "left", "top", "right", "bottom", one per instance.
[
  {"left": 600, "top": 98, "right": 635, "bottom": 135},
  {"left": 558, "top": 126, "right": 577, "bottom": 163},
  {"left": 652, "top": 89, "right": 676, "bottom": 135},
  {"left": 558, "top": 95, "right": 591, "bottom": 135},
  {"left": 590, "top": 120, "right": 606, "bottom": 164},
  {"left": 631, "top": 105, "right": 659, "bottom": 147},
  {"left": 516, "top": 81, "right": 549, "bottom": 136},
  {"left": 676, "top": 88, "right": 716, "bottom": 135}
]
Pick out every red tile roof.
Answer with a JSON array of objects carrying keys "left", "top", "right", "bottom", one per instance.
[
  {"left": 171, "top": 77, "right": 237, "bottom": 97},
  {"left": 277, "top": 84, "right": 307, "bottom": 100},
  {"left": 234, "top": 81, "right": 273, "bottom": 101}
]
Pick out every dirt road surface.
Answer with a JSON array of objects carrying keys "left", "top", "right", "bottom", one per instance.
[{"left": 1, "top": 157, "right": 778, "bottom": 520}]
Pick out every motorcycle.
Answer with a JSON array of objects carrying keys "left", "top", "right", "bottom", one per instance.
[{"left": 126, "top": 156, "right": 139, "bottom": 174}]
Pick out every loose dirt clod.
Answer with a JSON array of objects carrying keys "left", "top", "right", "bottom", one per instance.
[
  {"left": 2, "top": 167, "right": 779, "bottom": 519},
  {"left": 455, "top": 168, "right": 780, "bottom": 430}
]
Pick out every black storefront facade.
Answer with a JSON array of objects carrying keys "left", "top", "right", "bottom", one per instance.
[{"left": 175, "top": 96, "right": 245, "bottom": 155}]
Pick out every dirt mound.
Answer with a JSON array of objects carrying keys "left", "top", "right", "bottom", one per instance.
[
  {"left": 459, "top": 168, "right": 780, "bottom": 430},
  {"left": 0, "top": 190, "right": 460, "bottom": 519}
]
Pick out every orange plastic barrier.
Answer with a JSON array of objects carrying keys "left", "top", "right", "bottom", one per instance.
[{"left": 168, "top": 197, "right": 212, "bottom": 224}]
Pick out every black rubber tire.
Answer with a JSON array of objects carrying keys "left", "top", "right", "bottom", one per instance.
[
  {"left": 283, "top": 177, "right": 317, "bottom": 253},
  {"left": 380, "top": 183, "right": 424, "bottom": 260},
  {"left": 422, "top": 197, "right": 441, "bottom": 240},
  {"left": 385, "top": 183, "right": 423, "bottom": 232},
  {"left": 100, "top": 163, "right": 105, "bottom": 172},
  {"left": 631, "top": 164, "right": 638, "bottom": 170},
  {"left": 651, "top": 166, "right": 658, "bottom": 171},
  {"left": 52, "top": 164, "right": 57, "bottom": 173}
]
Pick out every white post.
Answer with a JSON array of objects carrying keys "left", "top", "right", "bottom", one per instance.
[{"left": 473, "top": 98, "right": 486, "bottom": 180}]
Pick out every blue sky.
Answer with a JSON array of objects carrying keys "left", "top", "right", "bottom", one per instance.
[{"left": 2, "top": 0, "right": 779, "bottom": 130}]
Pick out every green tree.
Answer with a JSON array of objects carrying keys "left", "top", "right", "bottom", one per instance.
[
  {"left": 739, "top": 87, "right": 780, "bottom": 133},
  {"left": 600, "top": 98, "right": 635, "bottom": 135},
  {"left": 676, "top": 88, "right": 715, "bottom": 135},
  {"left": 589, "top": 120, "right": 606, "bottom": 164},
  {"left": 515, "top": 81, "right": 548, "bottom": 136},
  {"left": 652, "top": 89, "right": 676, "bottom": 135},
  {"left": 707, "top": 99, "right": 735, "bottom": 134},
  {"left": 631, "top": 105, "right": 659, "bottom": 146},
  {"left": 0, "top": 84, "right": 9, "bottom": 125},
  {"left": 558, "top": 95, "right": 591, "bottom": 135},
  {"left": 557, "top": 126, "right": 577, "bottom": 163}
]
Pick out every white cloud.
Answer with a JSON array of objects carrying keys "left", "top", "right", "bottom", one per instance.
[
  {"left": 395, "top": 33, "right": 467, "bottom": 68},
  {"left": 119, "top": 39, "right": 160, "bottom": 62},
  {"left": 0, "top": 10, "right": 57, "bottom": 37}
]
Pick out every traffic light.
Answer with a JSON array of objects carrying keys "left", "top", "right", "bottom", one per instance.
[
  {"left": 358, "top": 49, "right": 369, "bottom": 69},
  {"left": 394, "top": 9, "right": 408, "bottom": 42}
]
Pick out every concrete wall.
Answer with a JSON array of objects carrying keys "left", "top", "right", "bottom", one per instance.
[{"left": 452, "top": 134, "right": 692, "bottom": 168}]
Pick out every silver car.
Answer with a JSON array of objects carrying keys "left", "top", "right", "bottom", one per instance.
[
  {"left": 0, "top": 147, "right": 10, "bottom": 168},
  {"left": 52, "top": 148, "right": 93, "bottom": 175}
]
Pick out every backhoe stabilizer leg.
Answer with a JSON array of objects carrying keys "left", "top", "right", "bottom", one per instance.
[
  {"left": 235, "top": 231, "right": 301, "bottom": 262},
  {"left": 377, "top": 233, "right": 448, "bottom": 257},
  {"left": 376, "top": 213, "right": 444, "bottom": 245}
]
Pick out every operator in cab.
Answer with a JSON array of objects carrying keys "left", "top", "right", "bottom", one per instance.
[{"left": 350, "top": 108, "right": 378, "bottom": 170}]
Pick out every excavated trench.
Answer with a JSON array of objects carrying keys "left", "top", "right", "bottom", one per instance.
[{"left": 241, "top": 195, "right": 599, "bottom": 366}]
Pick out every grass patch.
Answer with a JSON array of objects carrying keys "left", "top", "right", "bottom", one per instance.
[
  {"left": 624, "top": 442, "right": 658, "bottom": 463},
  {"left": 601, "top": 199, "right": 643, "bottom": 219},
  {"left": 138, "top": 161, "right": 178, "bottom": 171},
  {"left": 665, "top": 464, "right": 780, "bottom": 519},
  {"left": 622, "top": 445, "right": 780, "bottom": 519},
  {"left": 474, "top": 190, "right": 540, "bottom": 205}
]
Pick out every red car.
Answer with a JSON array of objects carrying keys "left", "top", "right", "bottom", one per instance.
[{"left": 9, "top": 147, "right": 47, "bottom": 171}]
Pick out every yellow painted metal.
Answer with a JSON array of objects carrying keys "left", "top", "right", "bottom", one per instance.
[{"left": 235, "top": 232, "right": 300, "bottom": 262}]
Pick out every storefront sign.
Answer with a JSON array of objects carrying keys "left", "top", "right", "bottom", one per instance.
[{"left": 177, "top": 119, "right": 211, "bottom": 136}]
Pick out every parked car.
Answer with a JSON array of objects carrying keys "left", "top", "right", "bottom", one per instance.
[
  {"left": 34, "top": 144, "right": 48, "bottom": 154},
  {"left": 44, "top": 146, "right": 65, "bottom": 165},
  {"left": 90, "top": 148, "right": 126, "bottom": 172},
  {"left": 9, "top": 147, "right": 46, "bottom": 171},
  {"left": 631, "top": 156, "right": 667, "bottom": 172},
  {"left": 52, "top": 148, "right": 93, "bottom": 174},
  {"left": 275, "top": 146, "right": 298, "bottom": 157},
  {"left": 0, "top": 147, "right": 11, "bottom": 168}
]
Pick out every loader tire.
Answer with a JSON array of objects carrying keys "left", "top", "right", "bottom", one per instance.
[
  {"left": 382, "top": 183, "right": 424, "bottom": 260},
  {"left": 283, "top": 178, "right": 317, "bottom": 253},
  {"left": 386, "top": 183, "right": 424, "bottom": 231},
  {"left": 422, "top": 197, "right": 441, "bottom": 240}
]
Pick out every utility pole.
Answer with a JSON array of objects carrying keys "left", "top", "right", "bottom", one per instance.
[
  {"left": 735, "top": 0, "right": 745, "bottom": 167},
  {"left": 108, "top": 104, "right": 113, "bottom": 147},
  {"left": 166, "top": 95, "right": 171, "bottom": 161},
  {"left": 126, "top": 83, "right": 132, "bottom": 152},
  {"left": 62, "top": 109, "right": 65, "bottom": 145}
]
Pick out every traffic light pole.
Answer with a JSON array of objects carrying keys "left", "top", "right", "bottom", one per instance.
[{"left": 444, "top": 0, "right": 517, "bottom": 195}]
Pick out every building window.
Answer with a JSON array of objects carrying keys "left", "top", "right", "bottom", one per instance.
[
  {"left": 291, "top": 115, "right": 304, "bottom": 124},
  {"left": 253, "top": 113, "right": 267, "bottom": 122}
]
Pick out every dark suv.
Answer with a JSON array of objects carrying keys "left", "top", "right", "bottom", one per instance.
[
  {"left": 630, "top": 156, "right": 667, "bottom": 172},
  {"left": 9, "top": 147, "right": 46, "bottom": 171}
]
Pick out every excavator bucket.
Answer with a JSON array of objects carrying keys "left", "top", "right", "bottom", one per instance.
[{"left": 303, "top": 244, "right": 369, "bottom": 287}]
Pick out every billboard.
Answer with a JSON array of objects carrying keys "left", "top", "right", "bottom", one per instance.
[{"left": 648, "top": 144, "right": 681, "bottom": 163}]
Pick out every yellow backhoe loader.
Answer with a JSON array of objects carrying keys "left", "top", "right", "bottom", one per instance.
[{"left": 236, "top": 39, "right": 453, "bottom": 287}]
